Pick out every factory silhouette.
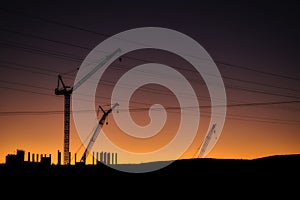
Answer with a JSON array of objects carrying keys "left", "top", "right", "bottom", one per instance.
[{"left": 5, "top": 149, "right": 118, "bottom": 167}]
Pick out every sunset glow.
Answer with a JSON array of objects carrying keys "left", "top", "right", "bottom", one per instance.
[{"left": 0, "top": 0, "right": 299, "bottom": 166}]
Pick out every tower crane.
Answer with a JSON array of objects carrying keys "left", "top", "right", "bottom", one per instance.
[
  {"left": 198, "top": 123, "right": 217, "bottom": 158},
  {"left": 55, "top": 48, "right": 121, "bottom": 165},
  {"left": 78, "top": 102, "right": 119, "bottom": 165},
  {"left": 55, "top": 75, "right": 72, "bottom": 165}
]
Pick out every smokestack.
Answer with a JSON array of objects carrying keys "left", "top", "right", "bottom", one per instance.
[
  {"left": 74, "top": 153, "right": 77, "bottom": 163},
  {"left": 28, "top": 152, "right": 30, "bottom": 162},
  {"left": 115, "top": 153, "right": 117, "bottom": 165},
  {"left": 32, "top": 153, "right": 35, "bottom": 162}
]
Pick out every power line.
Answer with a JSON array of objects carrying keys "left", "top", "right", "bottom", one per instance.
[
  {"left": 0, "top": 24, "right": 299, "bottom": 99},
  {"left": 1, "top": 7, "right": 299, "bottom": 83},
  {"left": 0, "top": 7, "right": 110, "bottom": 38},
  {"left": 223, "top": 75, "right": 300, "bottom": 93},
  {"left": 218, "top": 61, "right": 300, "bottom": 82},
  {"left": 1, "top": 101, "right": 299, "bottom": 126},
  {"left": 0, "top": 60, "right": 58, "bottom": 74},
  {"left": 1, "top": 58, "right": 300, "bottom": 107},
  {"left": 120, "top": 100, "right": 300, "bottom": 111},
  {"left": 0, "top": 27, "right": 91, "bottom": 50},
  {"left": 0, "top": 86, "right": 54, "bottom": 96},
  {"left": 0, "top": 79, "right": 52, "bottom": 91},
  {"left": 2, "top": 75, "right": 299, "bottom": 119},
  {"left": 0, "top": 8, "right": 299, "bottom": 121},
  {"left": 1, "top": 36, "right": 299, "bottom": 101},
  {"left": 1, "top": 100, "right": 299, "bottom": 116},
  {"left": 0, "top": 39, "right": 83, "bottom": 62}
]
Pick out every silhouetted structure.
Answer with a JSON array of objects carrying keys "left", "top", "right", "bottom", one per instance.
[
  {"left": 40, "top": 154, "right": 51, "bottom": 165},
  {"left": 6, "top": 149, "right": 24, "bottom": 166},
  {"left": 5, "top": 149, "right": 51, "bottom": 166},
  {"left": 96, "top": 151, "right": 118, "bottom": 165},
  {"left": 57, "top": 150, "right": 61, "bottom": 165},
  {"left": 55, "top": 75, "right": 72, "bottom": 165},
  {"left": 78, "top": 103, "right": 119, "bottom": 164},
  {"left": 100, "top": 152, "right": 103, "bottom": 163},
  {"left": 107, "top": 152, "right": 110, "bottom": 165},
  {"left": 55, "top": 50, "right": 120, "bottom": 165}
]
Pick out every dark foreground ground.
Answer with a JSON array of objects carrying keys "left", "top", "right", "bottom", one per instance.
[{"left": 1, "top": 154, "right": 299, "bottom": 196}]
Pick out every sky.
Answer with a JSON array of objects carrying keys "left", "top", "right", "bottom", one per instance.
[{"left": 0, "top": 0, "right": 300, "bottom": 165}]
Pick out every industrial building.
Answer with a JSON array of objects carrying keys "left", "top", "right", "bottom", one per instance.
[{"left": 5, "top": 149, "right": 52, "bottom": 166}]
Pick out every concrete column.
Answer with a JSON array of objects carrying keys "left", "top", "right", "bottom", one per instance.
[
  {"left": 57, "top": 150, "right": 61, "bottom": 165},
  {"left": 107, "top": 152, "right": 110, "bottom": 165},
  {"left": 103, "top": 152, "right": 107, "bottom": 164},
  {"left": 100, "top": 152, "right": 103, "bottom": 162},
  {"left": 92, "top": 152, "right": 95, "bottom": 165},
  {"left": 28, "top": 152, "right": 30, "bottom": 162}
]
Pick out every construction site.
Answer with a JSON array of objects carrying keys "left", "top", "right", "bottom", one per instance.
[
  {"left": 4, "top": 70, "right": 121, "bottom": 166},
  {"left": 5, "top": 148, "right": 118, "bottom": 166},
  {"left": 2, "top": 42, "right": 219, "bottom": 168},
  {"left": 0, "top": 4, "right": 300, "bottom": 196}
]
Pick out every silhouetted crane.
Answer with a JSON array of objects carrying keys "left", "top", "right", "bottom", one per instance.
[
  {"left": 198, "top": 123, "right": 217, "bottom": 158},
  {"left": 55, "top": 75, "right": 73, "bottom": 165},
  {"left": 55, "top": 48, "right": 121, "bottom": 165},
  {"left": 78, "top": 103, "right": 119, "bottom": 164}
]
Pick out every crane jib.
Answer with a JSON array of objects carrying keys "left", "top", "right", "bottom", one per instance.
[{"left": 72, "top": 48, "right": 122, "bottom": 91}]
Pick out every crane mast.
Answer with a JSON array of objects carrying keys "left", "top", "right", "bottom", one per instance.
[
  {"left": 55, "top": 75, "right": 73, "bottom": 165},
  {"left": 79, "top": 103, "right": 119, "bottom": 164},
  {"left": 55, "top": 48, "right": 121, "bottom": 165}
]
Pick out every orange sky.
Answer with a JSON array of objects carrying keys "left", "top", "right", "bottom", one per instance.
[
  {"left": 0, "top": 0, "right": 300, "bottom": 165},
  {"left": 1, "top": 84, "right": 299, "bottom": 165}
]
